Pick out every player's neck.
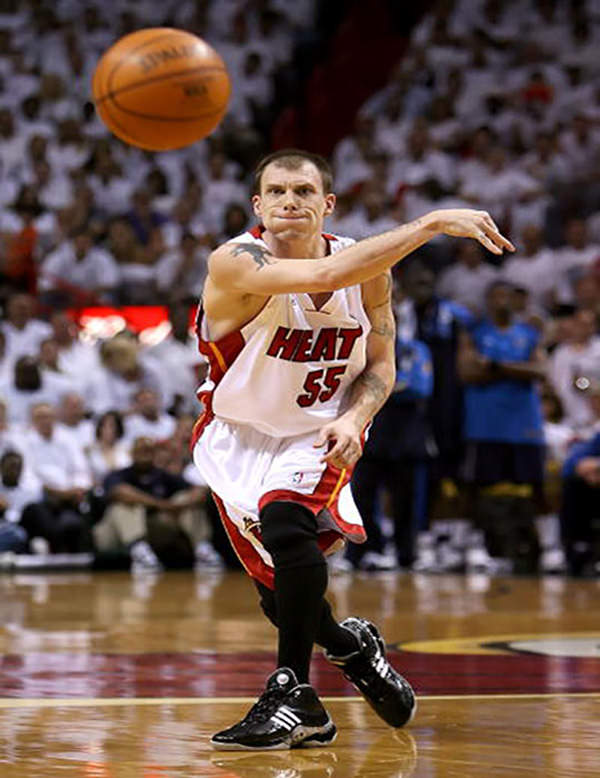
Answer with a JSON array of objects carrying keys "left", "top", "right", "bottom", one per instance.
[{"left": 262, "top": 230, "right": 326, "bottom": 259}]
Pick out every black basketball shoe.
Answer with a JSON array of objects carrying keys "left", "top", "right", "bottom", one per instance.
[
  {"left": 210, "top": 667, "right": 337, "bottom": 750},
  {"left": 325, "top": 617, "right": 416, "bottom": 728}
]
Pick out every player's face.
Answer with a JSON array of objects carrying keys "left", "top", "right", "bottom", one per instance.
[{"left": 252, "top": 162, "right": 336, "bottom": 240}]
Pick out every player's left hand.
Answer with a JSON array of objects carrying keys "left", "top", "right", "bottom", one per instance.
[{"left": 314, "top": 417, "right": 362, "bottom": 470}]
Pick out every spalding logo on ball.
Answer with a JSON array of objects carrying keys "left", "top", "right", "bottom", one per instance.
[{"left": 92, "top": 28, "right": 231, "bottom": 151}]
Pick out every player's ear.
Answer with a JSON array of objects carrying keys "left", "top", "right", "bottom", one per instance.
[
  {"left": 251, "top": 194, "right": 262, "bottom": 218},
  {"left": 324, "top": 193, "right": 336, "bottom": 217}
]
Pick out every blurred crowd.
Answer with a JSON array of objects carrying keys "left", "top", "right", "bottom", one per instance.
[{"left": 0, "top": 0, "right": 599, "bottom": 576}]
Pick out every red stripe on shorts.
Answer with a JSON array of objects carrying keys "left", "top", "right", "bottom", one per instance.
[
  {"left": 258, "top": 462, "right": 366, "bottom": 544},
  {"left": 212, "top": 492, "right": 275, "bottom": 589}
]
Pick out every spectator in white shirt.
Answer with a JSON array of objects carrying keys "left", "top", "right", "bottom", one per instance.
[
  {"left": 0, "top": 449, "right": 43, "bottom": 524},
  {"left": 57, "top": 392, "right": 95, "bottom": 451},
  {"left": 389, "top": 120, "right": 456, "bottom": 194},
  {"left": 40, "top": 228, "right": 120, "bottom": 306},
  {"left": 460, "top": 145, "right": 542, "bottom": 223},
  {"left": 142, "top": 302, "right": 206, "bottom": 416},
  {"left": 85, "top": 334, "right": 167, "bottom": 416},
  {"left": 38, "top": 336, "right": 77, "bottom": 397},
  {"left": 87, "top": 149, "right": 135, "bottom": 216},
  {"left": 217, "top": 202, "right": 250, "bottom": 244},
  {"left": 340, "top": 185, "right": 398, "bottom": 241},
  {"left": 0, "top": 107, "right": 27, "bottom": 179},
  {"left": 123, "top": 388, "right": 177, "bottom": 446},
  {"left": 550, "top": 308, "right": 600, "bottom": 430},
  {"left": 0, "top": 397, "right": 22, "bottom": 456},
  {"left": 0, "top": 356, "right": 61, "bottom": 425},
  {"left": 501, "top": 223, "right": 557, "bottom": 310},
  {"left": 156, "top": 232, "right": 208, "bottom": 303},
  {"left": 50, "top": 310, "right": 100, "bottom": 383},
  {"left": 23, "top": 402, "right": 92, "bottom": 552},
  {"left": 199, "top": 152, "right": 246, "bottom": 234},
  {"left": 1, "top": 293, "right": 52, "bottom": 366},
  {"left": 554, "top": 218, "right": 600, "bottom": 305},
  {"left": 437, "top": 240, "right": 499, "bottom": 314},
  {"left": 0, "top": 450, "right": 39, "bottom": 552},
  {"left": 86, "top": 410, "right": 131, "bottom": 486},
  {"left": 27, "top": 158, "right": 73, "bottom": 212}
]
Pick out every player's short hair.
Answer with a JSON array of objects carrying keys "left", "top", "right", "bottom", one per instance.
[{"left": 253, "top": 149, "right": 333, "bottom": 194}]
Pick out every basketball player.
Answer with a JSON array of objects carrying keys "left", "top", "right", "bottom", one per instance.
[{"left": 192, "top": 149, "right": 513, "bottom": 750}]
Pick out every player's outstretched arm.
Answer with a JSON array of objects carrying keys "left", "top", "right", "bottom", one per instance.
[{"left": 208, "top": 209, "right": 514, "bottom": 295}]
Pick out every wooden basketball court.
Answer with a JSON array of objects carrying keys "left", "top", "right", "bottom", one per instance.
[{"left": 1, "top": 569, "right": 599, "bottom": 776}]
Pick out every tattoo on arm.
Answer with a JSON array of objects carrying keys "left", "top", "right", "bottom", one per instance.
[
  {"left": 353, "top": 370, "right": 389, "bottom": 409},
  {"left": 230, "top": 243, "right": 275, "bottom": 270},
  {"left": 366, "top": 275, "right": 395, "bottom": 338},
  {"left": 370, "top": 309, "right": 395, "bottom": 338}
]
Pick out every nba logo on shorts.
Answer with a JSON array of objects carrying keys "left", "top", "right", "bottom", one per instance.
[{"left": 291, "top": 471, "right": 304, "bottom": 485}]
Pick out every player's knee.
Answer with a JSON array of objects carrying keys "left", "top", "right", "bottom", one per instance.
[{"left": 260, "top": 501, "right": 324, "bottom": 569}]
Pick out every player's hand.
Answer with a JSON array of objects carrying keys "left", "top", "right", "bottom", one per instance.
[
  {"left": 432, "top": 209, "right": 515, "bottom": 255},
  {"left": 314, "top": 417, "right": 363, "bottom": 470}
]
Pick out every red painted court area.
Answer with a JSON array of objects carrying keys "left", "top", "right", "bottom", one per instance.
[{"left": 1, "top": 649, "right": 599, "bottom": 699}]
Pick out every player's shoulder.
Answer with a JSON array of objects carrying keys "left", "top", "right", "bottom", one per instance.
[
  {"left": 224, "top": 226, "right": 267, "bottom": 247},
  {"left": 324, "top": 232, "right": 356, "bottom": 252}
]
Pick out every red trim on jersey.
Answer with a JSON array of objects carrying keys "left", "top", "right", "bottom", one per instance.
[
  {"left": 190, "top": 309, "right": 245, "bottom": 450},
  {"left": 247, "top": 225, "right": 339, "bottom": 246},
  {"left": 212, "top": 492, "right": 275, "bottom": 589},
  {"left": 189, "top": 391, "right": 214, "bottom": 450}
]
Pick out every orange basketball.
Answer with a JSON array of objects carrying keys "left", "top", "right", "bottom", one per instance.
[{"left": 92, "top": 28, "right": 231, "bottom": 151}]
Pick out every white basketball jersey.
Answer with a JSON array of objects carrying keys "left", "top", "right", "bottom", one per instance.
[{"left": 195, "top": 227, "right": 371, "bottom": 438}]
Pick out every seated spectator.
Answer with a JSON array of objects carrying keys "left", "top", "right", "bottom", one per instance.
[
  {"left": 87, "top": 143, "right": 135, "bottom": 215},
  {"left": 549, "top": 308, "right": 600, "bottom": 431},
  {"left": 561, "top": 420, "right": 600, "bottom": 576},
  {"left": 0, "top": 397, "right": 21, "bottom": 455},
  {"left": 161, "top": 195, "right": 209, "bottom": 249},
  {"left": 22, "top": 403, "right": 92, "bottom": 552},
  {"left": 537, "top": 386, "right": 573, "bottom": 574},
  {"left": 94, "top": 436, "right": 218, "bottom": 572},
  {"left": 26, "top": 158, "right": 73, "bottom": 212},
  {"left": 342, "top": 184, "right": 398, "bottom": 240},
  {"left": 86, "top": 410, "right": 130, "bottom": 486},
  {"left": 0, "top": 188, "right": 44, "bottom": 299},
  {"left": 437, "top": 240, "right": 498, "bottom": 314},
  {"left": 0, "top": 331, "right": 10, "bottom": 384},
  {"left": 124, "top": 189, "right": 168, "bottom": 247},
  {"left": 40, "top": 227, "right": 120, "bottom": 307},
  {"left": 123, "top": 388, "right": 176, "bottom": 446},
  {"left": 389, "top": 120, "right": 456, "bottom": 194},
  {"left": 218, "top": 202, "right": 249, "bottom": 243},
  {"left": 1, "top": 293, "right": 52, "bottom": 367},
  {"left": 142, "top": 302, "right": 206, "bottom": 416},
  {"left": 38, "top": 336, "right": 76, "bottom": 396},
  {"left": 57, "top": 392, "right": 94, "bottom": 450},
  {"left": 0, "top": 450, "right": 35, "bottom": 553},
  {"left": 554, "top": 219, "right": 600, "bottom": 305},
  {"left": 199, "top": 152, "right": 247, "bottom": 233},
  {"left": 458, "top": 280, "right": 546, "bottom": 573},
  {"left": 0, "top": 356, "right": 61, "bottom": 425},
  {"left": 85, "top": 334, "right": 167, "bottom": 416},
  {"left": 155, "top": 232, "right": 208, "bottom": 303},
  {"left": 501, "top": 223, "right": 557, "bottom": 310},
  {"left": 50, "top": 310, "right": 100, "bottom": 382}
]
